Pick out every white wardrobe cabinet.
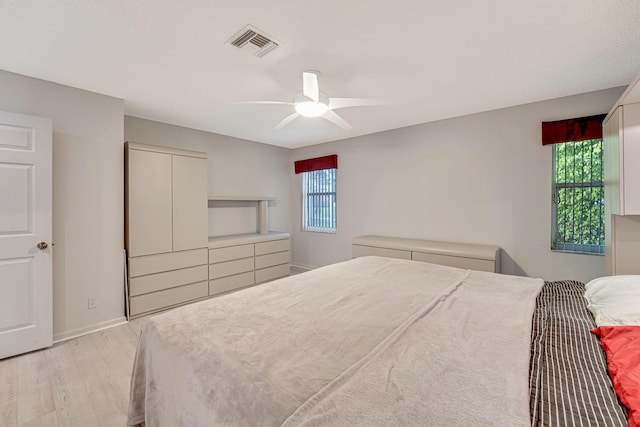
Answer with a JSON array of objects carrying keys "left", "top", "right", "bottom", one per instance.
[
  {"left": 604, "top": 103, "right": 640, "bottom": 216},
  {"left": 603, "top": 71, "right": 640, "bottom": 275},
  {"left": 125, "top": 142, "right": 208, "bottom": 317}
]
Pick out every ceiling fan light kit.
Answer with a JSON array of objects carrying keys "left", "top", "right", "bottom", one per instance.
[
  {"left": 295, "top": 101, "right": 328, "bottom": 117},
  {"left": 294, "top": 89, "right": 330, "bottom": 117}
]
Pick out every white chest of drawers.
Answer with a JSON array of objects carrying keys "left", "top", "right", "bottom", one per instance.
[
  {"left": 352, "top": 235, "right": 501, "bottom": 273},
  {"left": 208, "top": 232, "right": 290, "bottom": 296}
]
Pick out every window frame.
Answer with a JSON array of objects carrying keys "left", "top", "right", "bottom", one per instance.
[
  {"left": 301, "top": 168, "right": 337, "bottom": 233},
  {"left": 551, "top": 138, "right": 605, "bottom": 255}
]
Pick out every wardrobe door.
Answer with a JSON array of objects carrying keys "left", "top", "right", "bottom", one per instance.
[
  {"left": 127, "top": 149, "right": 173, "bottom": 256},
  {"left": 172, "top": 155, "right": 208, "bottom": 251},
  {"left": 622, "top": 102, "right": 640, "bottom": 214}
]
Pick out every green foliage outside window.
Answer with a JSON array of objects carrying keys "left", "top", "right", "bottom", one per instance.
[{"left": 552, "top": 139, "right": 604, "bottom": 254}]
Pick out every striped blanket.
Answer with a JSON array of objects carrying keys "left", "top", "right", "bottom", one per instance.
[{"left": 529, "top": 280, "right": 628, "bottom": 426}]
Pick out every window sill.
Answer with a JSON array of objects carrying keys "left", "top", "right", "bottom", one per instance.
[
  {"left": 551, "top": 249, "right": 604, "bottom": 256},
  {"left": 302, "top": 228, "right": 336, "bottom": 234}
]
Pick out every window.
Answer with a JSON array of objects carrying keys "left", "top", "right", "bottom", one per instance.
[
  {"left": 295, "top": 155, "right": 338, "bottom": 233},
  {"left": 543, "top": 114, "right": 606, "bottom": 255},
  {"left": 301, "top": 168, "right": 337, "bottom": 232},
  {"left": 551, "top": 139, "right": 604, "bottom": 254}
]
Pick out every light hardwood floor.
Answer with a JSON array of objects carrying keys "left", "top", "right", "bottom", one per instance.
[{"left": 0, "top": 317, "right": 148, "bottom": 427}]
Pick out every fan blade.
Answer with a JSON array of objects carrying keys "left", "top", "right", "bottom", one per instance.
[
  {"left": 322, "top": 110, "right": 352, "bottom": 130},
  {"left": 274, "top": 112, "right": 300, "bottom": 130},
  {"left": 302, "top": 71, "right": 320, "bottom": 102},
  {"left": 329, "top": 98, "right": 387, "bottom": 110}
]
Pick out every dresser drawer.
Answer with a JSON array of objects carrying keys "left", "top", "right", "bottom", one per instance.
[
  {"left": 255, "top": 239, "right": 289, "bottom": 256},
  {"left": 255, "top": 250, "right": 290, "bottom": 269},
  {"left": 129, "top": 265, "right": 208, "bottom": 296},
  {"left": 209, "top": 257, "right": 254, "bottom": 280},
  {"left": 352, "top": 245, "right": 411, "bottom": 260},
  {"left": 255, "top": 263, "right": 290, "bottom": 284},
  {"left": 129, "top": 248, "right": 207, "bottom": 278},
  {"left": 129, "top": 281, "right": 208, "bottom": 317},
  {"left": 208, "top": 244, "right": 254, "bottom": 263},
  {"left": 209, "top": 271, "right": 255, "bottom": 296}
]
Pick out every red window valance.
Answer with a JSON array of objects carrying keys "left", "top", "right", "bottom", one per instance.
[
  {"left": 294, "top": 154, "right": 338, "bottom": 174},
  {"left": 541, "top": 114, "right": 606, "bottom": 146}
]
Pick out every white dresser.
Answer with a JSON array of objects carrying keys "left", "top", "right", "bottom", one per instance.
[
  {"left": 352, "top": 235, "right": 501, "bottom": 273},
  {"left": 126, "top": 144, "right": 291, "bottom": 317},
  {"left": 208, "top": 232, "right": 291, "bottom": 296},
  {"left": 125, "top": 142, "right": 209, "bottom": 318}
]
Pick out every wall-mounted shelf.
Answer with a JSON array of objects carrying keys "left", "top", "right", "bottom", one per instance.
[{"left": 208, "top": 196, "right": 277, "bottom": 234}]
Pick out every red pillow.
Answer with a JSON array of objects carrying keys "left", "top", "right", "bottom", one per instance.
[{"left": 591, "top": 326, "right": 640, "bottom": 427}]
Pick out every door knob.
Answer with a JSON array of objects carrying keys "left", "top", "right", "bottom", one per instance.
[{"left": 37, "top": 242, "right": 48, "bottom": 250}]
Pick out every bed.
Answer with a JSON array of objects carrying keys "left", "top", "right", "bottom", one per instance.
[{"left": 127, "top": 256, "right": 634, "bottom": 426}]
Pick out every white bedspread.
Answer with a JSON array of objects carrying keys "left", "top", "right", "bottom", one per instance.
[{"left": 127, "top": 256, "right": 542, "bottom": 426}]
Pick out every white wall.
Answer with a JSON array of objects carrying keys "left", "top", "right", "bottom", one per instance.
[
  {"left": 124, "top": 117, "right": 292, "bottom": 237},
  {"left": 291, "top": 87, "right": 625, "bottom": 283},
  {"left": 0, "top": 70, "right": 125, "bottom": 340}
]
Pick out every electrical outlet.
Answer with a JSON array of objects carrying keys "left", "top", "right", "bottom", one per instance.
[{"left": 88, "top": 297, "right": 97, "bottom": 309}]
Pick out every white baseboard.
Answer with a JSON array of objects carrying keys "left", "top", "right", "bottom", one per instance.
[{"left": 53, "top": 316, "right": 128, "bottom": 344}]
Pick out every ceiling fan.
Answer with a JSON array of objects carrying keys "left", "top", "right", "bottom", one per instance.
[{"left": 241, "top": 70, "right": 385, "bottom": 130}]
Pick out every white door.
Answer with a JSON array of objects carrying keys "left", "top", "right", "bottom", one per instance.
[{"left": 0, "top": 110, "right": 52, "bottom": 359}]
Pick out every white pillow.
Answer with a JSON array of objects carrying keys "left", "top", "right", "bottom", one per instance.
[{"left": 584, "top": 275, "right": 640, "bottom": 326}]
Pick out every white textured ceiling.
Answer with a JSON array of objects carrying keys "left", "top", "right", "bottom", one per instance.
[{"left": 0, "top": 0, "right": 639, "bottom": 148}]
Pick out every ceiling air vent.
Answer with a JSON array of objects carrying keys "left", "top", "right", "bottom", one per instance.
[{"left": 227, "top": 25, "right": 279, "bottom": 58}]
